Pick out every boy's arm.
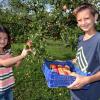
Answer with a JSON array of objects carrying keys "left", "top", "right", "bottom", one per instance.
[
  {"left": 88, "top": 71, "right": 100, "bottom": 83},
  {"left": 67, "top": 71, "right": 100, "bottom": 89}
]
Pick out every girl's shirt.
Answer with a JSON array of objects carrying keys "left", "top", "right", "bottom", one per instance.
[{"left": 0, "top": 50, "right": 15, "bottom": 92}]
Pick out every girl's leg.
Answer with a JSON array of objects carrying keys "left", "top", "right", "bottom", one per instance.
[
  {"left": 0, "top": 91, "right": 5, "bottom": 100},
  {"left": 5, "top": 88, "right": 13, "bottom": 100}
]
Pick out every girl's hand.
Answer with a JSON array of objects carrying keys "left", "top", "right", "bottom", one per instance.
[
  {"left": 21, "top": 48, "right": 32, "bottom": 58},
  {"left": 67, "top": 74, "right": 90, "bottom": 89}
]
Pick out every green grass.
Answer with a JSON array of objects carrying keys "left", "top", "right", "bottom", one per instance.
[
  {"left": 12, "top": 39, "right": 75, "bottom": 100},
  {"left": 46, "top": 39, "right": 75, "bottom": 60}
]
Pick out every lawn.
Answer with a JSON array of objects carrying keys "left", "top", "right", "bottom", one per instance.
[
  {"left": 12, "top": 39, "right": 76, "bottom": 100},
  {"left": 46, "top": 39, "right": 75, "bottom": 60}
]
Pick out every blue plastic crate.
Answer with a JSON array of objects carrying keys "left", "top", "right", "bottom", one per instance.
[{"left": 42, "top": 59, "right": 91, "bottom": 89}]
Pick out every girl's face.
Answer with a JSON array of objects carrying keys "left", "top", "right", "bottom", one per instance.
[
  {"left": 76, "top": 9, "right": 96, "bottom": 32},
  {"left": 0, "top": 32, "right": 8, "bottom": 49}
]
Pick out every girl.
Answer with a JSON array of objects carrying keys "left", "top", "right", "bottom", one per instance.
[
  {"left": 0, "top": 26, "right": 32, "bottom": 100},
  {"left": 67, "top": 3, "right": 100, "bottom": 100}
]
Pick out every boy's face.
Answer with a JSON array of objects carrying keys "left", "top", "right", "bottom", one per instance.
[{"left": 76, "top": 9, "right": 96, "bottom": 32}]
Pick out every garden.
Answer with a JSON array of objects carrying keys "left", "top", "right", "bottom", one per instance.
[{"left": 0, "top": 0, "right": 100, "bottom": 100}]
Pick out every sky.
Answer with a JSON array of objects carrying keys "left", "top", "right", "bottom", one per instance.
[
  {"left": 45, "top": 4, "right": 54, "bottom": 12},
  {"left": 0, "top": 0, "right": 6, "bottom": 3},
  {"left": 0, "top": 0, "right": 53, "bottom": 13},
  {"left": 0, "top": 0, "right": 9, "bottom": 8}
]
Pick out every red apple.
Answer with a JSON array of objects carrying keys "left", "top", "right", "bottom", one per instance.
[{"left": 50, "top": 64, "right": 59, "bottom": 73}]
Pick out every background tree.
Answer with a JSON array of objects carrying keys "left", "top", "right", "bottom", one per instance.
[{"left": 0, "top": 0, "right": 100, "bottom": 53}]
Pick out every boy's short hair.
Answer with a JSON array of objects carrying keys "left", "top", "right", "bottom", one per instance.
[{"left": 73, "top": 3, "right": 98, "bottom": 17}]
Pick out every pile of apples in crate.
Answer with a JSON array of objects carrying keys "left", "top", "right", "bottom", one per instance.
[{"left": 50, "top": 64, "right": 76, "bottom": 76}]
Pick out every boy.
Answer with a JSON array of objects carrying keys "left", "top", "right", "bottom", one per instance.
[{"left": 68, "top": 3, "right": 100, "bottom": 100}]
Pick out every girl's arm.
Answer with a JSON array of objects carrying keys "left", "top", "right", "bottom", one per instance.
[
  {"left": 15, "top": 60, "right": 22, "bottom": 67},
  {"left": 0, "top": 49, "right": 31, "bottom": 67}
]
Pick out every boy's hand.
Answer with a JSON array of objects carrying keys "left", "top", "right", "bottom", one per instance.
[
  {"left": 72, "top": 58, "right": 77, "bottom": 64},
  {"left": 67, "top": 74, "right": 90, "bottom": 89}
]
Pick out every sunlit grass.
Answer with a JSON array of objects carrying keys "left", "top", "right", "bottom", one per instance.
[{"left": 46, "top": 39, "right": 75, "bottom": 60}]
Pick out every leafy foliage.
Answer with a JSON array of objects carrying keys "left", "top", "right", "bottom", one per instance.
[{"left": 0, "top": 0, "right": 100, "bottom": 51}]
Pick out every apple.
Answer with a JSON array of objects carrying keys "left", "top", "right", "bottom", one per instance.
[
  {"left": 50, "top": 64, "right": 59, "bottom": 73},
  {"left": 62, "top": 67, "right": 71, "bottom": 75},
  {"left": 62, "top": 4, "right": 67, "bottom": 12},
  {"left": 64, "top": 65, "right": 70, "bottom": 70},
  {"left": 26, "top": 40, "right": 33, "bottom": 49},
  {"left": 58, "top": 67, "right": 66, "bottom": 75}
]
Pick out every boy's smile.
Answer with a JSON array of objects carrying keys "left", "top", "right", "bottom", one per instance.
[{"left": 76, "top": 9, "right": 96, "bottom": 33}]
